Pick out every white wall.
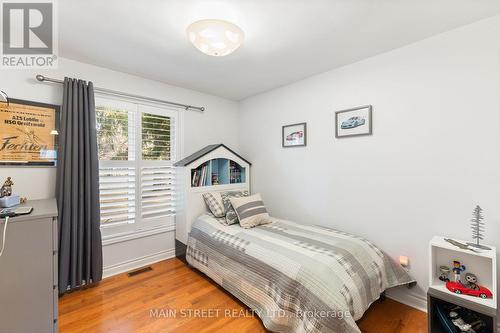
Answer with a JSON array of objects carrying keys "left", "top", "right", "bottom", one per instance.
[
  {"left": 239, "top": 16, "right": 500, "bottom": 312},
  {"left": 0, "top": 57, "right": 240, "bottom": 275}
]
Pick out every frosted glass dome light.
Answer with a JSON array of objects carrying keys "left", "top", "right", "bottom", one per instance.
[{"left": 187, "top": 19, "right": 244, "bottom": 57}]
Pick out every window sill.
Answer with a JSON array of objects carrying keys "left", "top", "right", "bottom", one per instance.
[{"left": 101, "top": 222, "right": 175, "bottom": 246}]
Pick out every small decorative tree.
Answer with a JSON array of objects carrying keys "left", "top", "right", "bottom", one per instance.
[{"left": 467, "top": 205, "right": 491, "bottom": 250}]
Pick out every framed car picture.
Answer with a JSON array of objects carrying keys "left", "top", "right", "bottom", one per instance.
[
  {"left": 335, "top": 105, "right": 372, "bottom": 138},
  {"left": 282, "top": 122, "right": 306, "bottom": 148},
  {"left": 0, "top": 98, "right": 60, "bottom": 166}
]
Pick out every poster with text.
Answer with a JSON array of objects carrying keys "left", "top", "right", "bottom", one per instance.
[{"left": 0, "top": 99, "right": 59, "bottom": 166}]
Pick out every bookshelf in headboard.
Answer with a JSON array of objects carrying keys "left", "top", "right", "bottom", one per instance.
[{"left": 174, "top": 144, "right": 251, "bottom": 253}]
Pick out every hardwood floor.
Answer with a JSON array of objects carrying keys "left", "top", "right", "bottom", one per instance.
[
  {"left": 357, "top": 296, "right": 427, "bottom": 333},
  {"left": 59, "top": 258, "right": 427, "bottom": 333}
]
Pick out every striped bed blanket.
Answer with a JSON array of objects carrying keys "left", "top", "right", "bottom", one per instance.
[{"left": 186, "top": 214, "right": 414, "bottom": 333}]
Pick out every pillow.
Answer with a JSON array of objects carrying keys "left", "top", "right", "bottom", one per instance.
[
  {"left": 229, "top": 193, "right": 272, "bottom": 229},
  {"left": 202, "top": 192, "right": 225, "bottom": 218},
  {"left": 220, "top": 190, "right": 249, "bottom": 225}
]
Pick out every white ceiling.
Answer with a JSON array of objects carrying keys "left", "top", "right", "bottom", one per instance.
[{"left": 59, "top": 0, "right": 500, "bottom": 100}]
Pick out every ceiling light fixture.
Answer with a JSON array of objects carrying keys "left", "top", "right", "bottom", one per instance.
[{"left": 186, "top": 19, "right": 244, "bottom": 57}]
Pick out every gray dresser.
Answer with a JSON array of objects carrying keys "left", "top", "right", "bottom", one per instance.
[{"left": 0, "top": 199, "right": 58, "bottom": 333}]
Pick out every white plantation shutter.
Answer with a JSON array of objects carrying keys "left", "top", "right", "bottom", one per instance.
[
  {"left": 99, "top": 166, "right": 136, "bottom": 225},
  {"left": 139, "top": 108, "right": 176, "bottom": 225},
  {"left": 96, "top": 96, "right": 178, "bottom": 236},
  {"left": 141, "top": 166, "right": 175, "bottom": 220}
]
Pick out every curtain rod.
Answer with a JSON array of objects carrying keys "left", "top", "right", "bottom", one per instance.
[{"left": 35, "top": 74, "right": 205, "bottom": 112}]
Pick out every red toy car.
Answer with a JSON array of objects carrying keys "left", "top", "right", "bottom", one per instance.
[{"left": 446, "top": 281, "right": 493, "bottom": 299}]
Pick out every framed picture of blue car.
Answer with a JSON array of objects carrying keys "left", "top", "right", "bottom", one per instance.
[{"left": 335, "top": 105, "right": 372, "bottom": 138}]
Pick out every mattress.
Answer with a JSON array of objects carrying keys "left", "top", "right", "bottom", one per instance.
[{"left": 186, "top": 214, "right": 414, "bottom": 333}]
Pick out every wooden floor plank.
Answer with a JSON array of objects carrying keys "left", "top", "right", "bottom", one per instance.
[{"left": 59, "top": 258, "right": 427, "bottom": 333}]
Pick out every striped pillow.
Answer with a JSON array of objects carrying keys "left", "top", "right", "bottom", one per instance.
[
  {"left": 202, "top": 192, "right": 225, "bottom": 218},
  {"left": 221, "top": 190, "right": 249, "bottom": 225},
  {"left": 229, "top": 194, "right": 272, "bottom": 229}
]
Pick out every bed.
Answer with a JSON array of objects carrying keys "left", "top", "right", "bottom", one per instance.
[{"left": 186, "top": 214, "right": 415, "bottom": 333}]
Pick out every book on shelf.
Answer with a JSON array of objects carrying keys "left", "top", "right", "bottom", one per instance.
[
  {"left": 229, "top": 162, "right": 241, "bottom": 183},
  {"left": 191, "top": 170, "right": 199, "bottom": 187},
  {"left": 212, "top": 173, "right": 219, "bottom": 185},
  {"left": 204, "top": 165, "right": 209, "bottom": 186},
  {"left": 200, "top": 165, "right": 206, "bottom": 187},
  {"left": 192, "top": 163, "right": 211, "bottom": 187}
]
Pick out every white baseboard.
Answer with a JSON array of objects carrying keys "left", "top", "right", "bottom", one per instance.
[
  {"left": 103, "top": 248, "right": 175, "bottom": 278},
  {"left": 386, "top": 288, "right": 428, "bottom": 313}
]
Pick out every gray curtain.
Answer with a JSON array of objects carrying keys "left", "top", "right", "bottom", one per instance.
[{"left": 56, "top": 77, "right": 102, "bottom": 293}]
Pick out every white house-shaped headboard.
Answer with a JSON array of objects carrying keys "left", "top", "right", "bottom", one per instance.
[{"left": 174, "top": 144, "right": 251, "bottom": 246}]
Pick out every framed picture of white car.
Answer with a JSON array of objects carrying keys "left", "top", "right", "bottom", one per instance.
[
  {"left": 282, "top": 122, "right": 306, "bottom": 147},
  {"left": 335, "top": 105, "right": 372, "bottom": 138}
]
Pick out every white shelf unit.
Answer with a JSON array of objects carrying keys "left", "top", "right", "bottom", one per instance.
[
  {"left": 174, "top": 144, "right": 251, "bottom": 245},
  {"left": 190, "top": 158, "right": 246, "bottom": 188},
  {"left": 429, "top": 236, "right": 497, "bottom": 309}
]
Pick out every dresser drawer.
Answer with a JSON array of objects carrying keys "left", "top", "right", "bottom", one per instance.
[{"left": 0, "top": 217, "right": 54, "bottom": 333}]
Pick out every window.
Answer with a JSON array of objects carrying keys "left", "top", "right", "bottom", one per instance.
[{"left": 95, "top": 96, "right": 179, "bottom": 237}]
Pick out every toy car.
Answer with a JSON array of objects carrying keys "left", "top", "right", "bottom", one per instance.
[
  {"left": 286, "top": 131, "right": 303, "bottom": 141},
  {"left": 341, "top": 116, "right": 365, "bottom": 129},
  {"left": 446, "top": 281, "right": 493, "bottom": 299}
]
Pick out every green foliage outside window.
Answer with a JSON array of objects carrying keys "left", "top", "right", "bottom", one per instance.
[
  {"left": 96, "top": 107, "right": 129, "bottom": 160},
  {"left": 142, "top": 113, "right": 171, "bottom": 161},
  {"left": 96, "top": 108, "right": 171, "bottom": 161}
]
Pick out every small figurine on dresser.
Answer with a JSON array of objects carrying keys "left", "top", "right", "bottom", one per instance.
[
  {"left": 0, "top": 177, "right": 14, "bottom": 198},
  {"left": 452, "top": 261, "right": 466, "bottom": 282},
  {"left": 439, "top": 265, "right": 451, "bottom": 282},
  {"left": 0, "top": 177, "right": 21, "bottom": 208}
]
